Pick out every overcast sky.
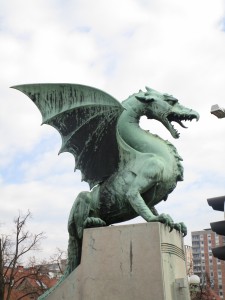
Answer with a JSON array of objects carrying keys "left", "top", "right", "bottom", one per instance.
[{"left": 1, "top": 0, "right": 225, "bottom": 262}]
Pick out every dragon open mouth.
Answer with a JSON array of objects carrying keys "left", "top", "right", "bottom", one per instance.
[{"left": 166, "top": 112, "right": 199, "bottom": 138}]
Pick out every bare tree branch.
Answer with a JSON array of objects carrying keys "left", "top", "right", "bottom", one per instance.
[
  {"left": 0, "top": 238, "right": 4, "bottom": 300},
  {"left": 49, "top": 247, "right": 67, "bottom": 275},
  {"left": 1, "top": 211, "right": 46, "bottom": 300}
]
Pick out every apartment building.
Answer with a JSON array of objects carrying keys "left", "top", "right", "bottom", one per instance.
[{"left": 191, "top": 229, "right": 225, "bottom": 299}]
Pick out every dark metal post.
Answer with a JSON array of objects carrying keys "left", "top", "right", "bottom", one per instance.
[{"left": 207, "top": 196, "right": 225, "bottom": 260}]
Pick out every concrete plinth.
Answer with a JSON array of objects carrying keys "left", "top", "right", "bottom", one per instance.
[{"left": 47, "top": 223, "right": 190, "bottom": 300}]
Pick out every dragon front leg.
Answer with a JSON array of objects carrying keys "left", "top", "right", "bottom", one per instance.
[
  {"left": 125, "top": 158, "right": 175, "bottom": 231},
  {"left": 126, "top": 190, "right": 175, "bottom": 232}
]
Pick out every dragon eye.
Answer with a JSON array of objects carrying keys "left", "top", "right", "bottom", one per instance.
[{"left": 165, "top": 99, "right": 177, "bottom": 106}]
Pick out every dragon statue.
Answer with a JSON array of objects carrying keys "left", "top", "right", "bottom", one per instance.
[{"left": 13, "top": 84, "right": 199, "bottom": 297}]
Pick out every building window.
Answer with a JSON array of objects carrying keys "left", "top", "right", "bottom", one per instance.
[
  {"left": 193, "top": 254, "right": 200, "bottom": 258},
  {"left": 215, "top": 236, "right": 219, "bottom": 245},
  {"left": 192, "top": 241, "right": 200, "bottom": 246},
  {"left": 36, "top": 280, "right": 47, "bottom": 289}
]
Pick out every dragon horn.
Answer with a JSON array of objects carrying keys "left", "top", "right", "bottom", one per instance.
[
  {"left": 135, "top": 95, "right": 155, "bottom": 102},
  {"left": 135, "top": 95, "right": 147, "bottom": 101},
  {"left": 145, "top": 86, "right": 153, "bottom": 92}
]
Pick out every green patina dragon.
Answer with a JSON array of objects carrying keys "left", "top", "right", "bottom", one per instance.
[{"left": 13, "top": 84, "right": 199, "bottom": 296}]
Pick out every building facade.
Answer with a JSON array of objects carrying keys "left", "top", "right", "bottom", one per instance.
[
  {"left": 192, "top": 229, "right": 225, "bottom": 299},
  {"left": 184, "top": 245, "right": 193, "bottom": 276},
  {"left": 3, "top": 265, "right": 57, "bottom": 300}
]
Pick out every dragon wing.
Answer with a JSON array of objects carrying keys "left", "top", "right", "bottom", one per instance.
[{"left": 12, "top": 84, "right": 124, "bottom": 188}]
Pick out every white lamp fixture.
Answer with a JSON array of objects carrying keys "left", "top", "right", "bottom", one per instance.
[
  {"left": 211, "top": 104, "right": 225, "bottom": 118},
  {"left": 188, "top": 274, "right": 200, "bottom": 286}
]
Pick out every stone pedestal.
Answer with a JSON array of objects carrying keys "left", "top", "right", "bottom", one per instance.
[{"left": 47, "top": 223, "right": 190, "bottom": 300}]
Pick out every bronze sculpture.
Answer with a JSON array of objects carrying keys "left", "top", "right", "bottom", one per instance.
[{"left": 13, "top": 84, "right": 199, "bottom": 296}]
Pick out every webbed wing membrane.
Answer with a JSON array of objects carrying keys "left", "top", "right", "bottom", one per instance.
[{"left": 12, "top": 84, "right": 124, "bottom": 188}]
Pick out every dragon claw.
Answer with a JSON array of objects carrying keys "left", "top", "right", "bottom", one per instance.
[
  {"left": 174, "top": 222, "right": 187, "bottom": 237},
  {"left": 169, "top": 223, "right": 174, "bottom": 232},
  {"left": 152, "top": 213, "right": 174, "bottom": 231},
  {"left": 84, "top": 217, "right": 106, "bottom": 228},
  {"left": 150, "top": 214, "right": 187, "bottom": 236}
]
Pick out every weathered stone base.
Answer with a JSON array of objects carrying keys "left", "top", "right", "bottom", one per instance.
[{"left": 46, "top": 223, "right": 190, "bottom": 300}]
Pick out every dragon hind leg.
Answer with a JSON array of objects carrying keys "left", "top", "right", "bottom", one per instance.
[
  {"left": 68, "top": 191, "right": 92, "bottom": 239},
  {"left": 67, "top": 191, "right": 106, "bottom": 273}
]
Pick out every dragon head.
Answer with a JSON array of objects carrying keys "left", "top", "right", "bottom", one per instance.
[{"left": 135, "top": 87, "right": 199, "bottom": 139}]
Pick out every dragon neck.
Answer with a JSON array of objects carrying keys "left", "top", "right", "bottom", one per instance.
[
  {"left": 118, "top": 98, "right": 158, "bottom": 152},
  {"left": 117, "top": 97, "right": 183, "bottom": 180}
]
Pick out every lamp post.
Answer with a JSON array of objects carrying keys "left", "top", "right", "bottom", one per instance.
[
  {"left": 208, "top": 108, "right": 225, "bottom": 260},
  {"left": 207, "top": 107, "right": 225, "bottom": 299}
]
